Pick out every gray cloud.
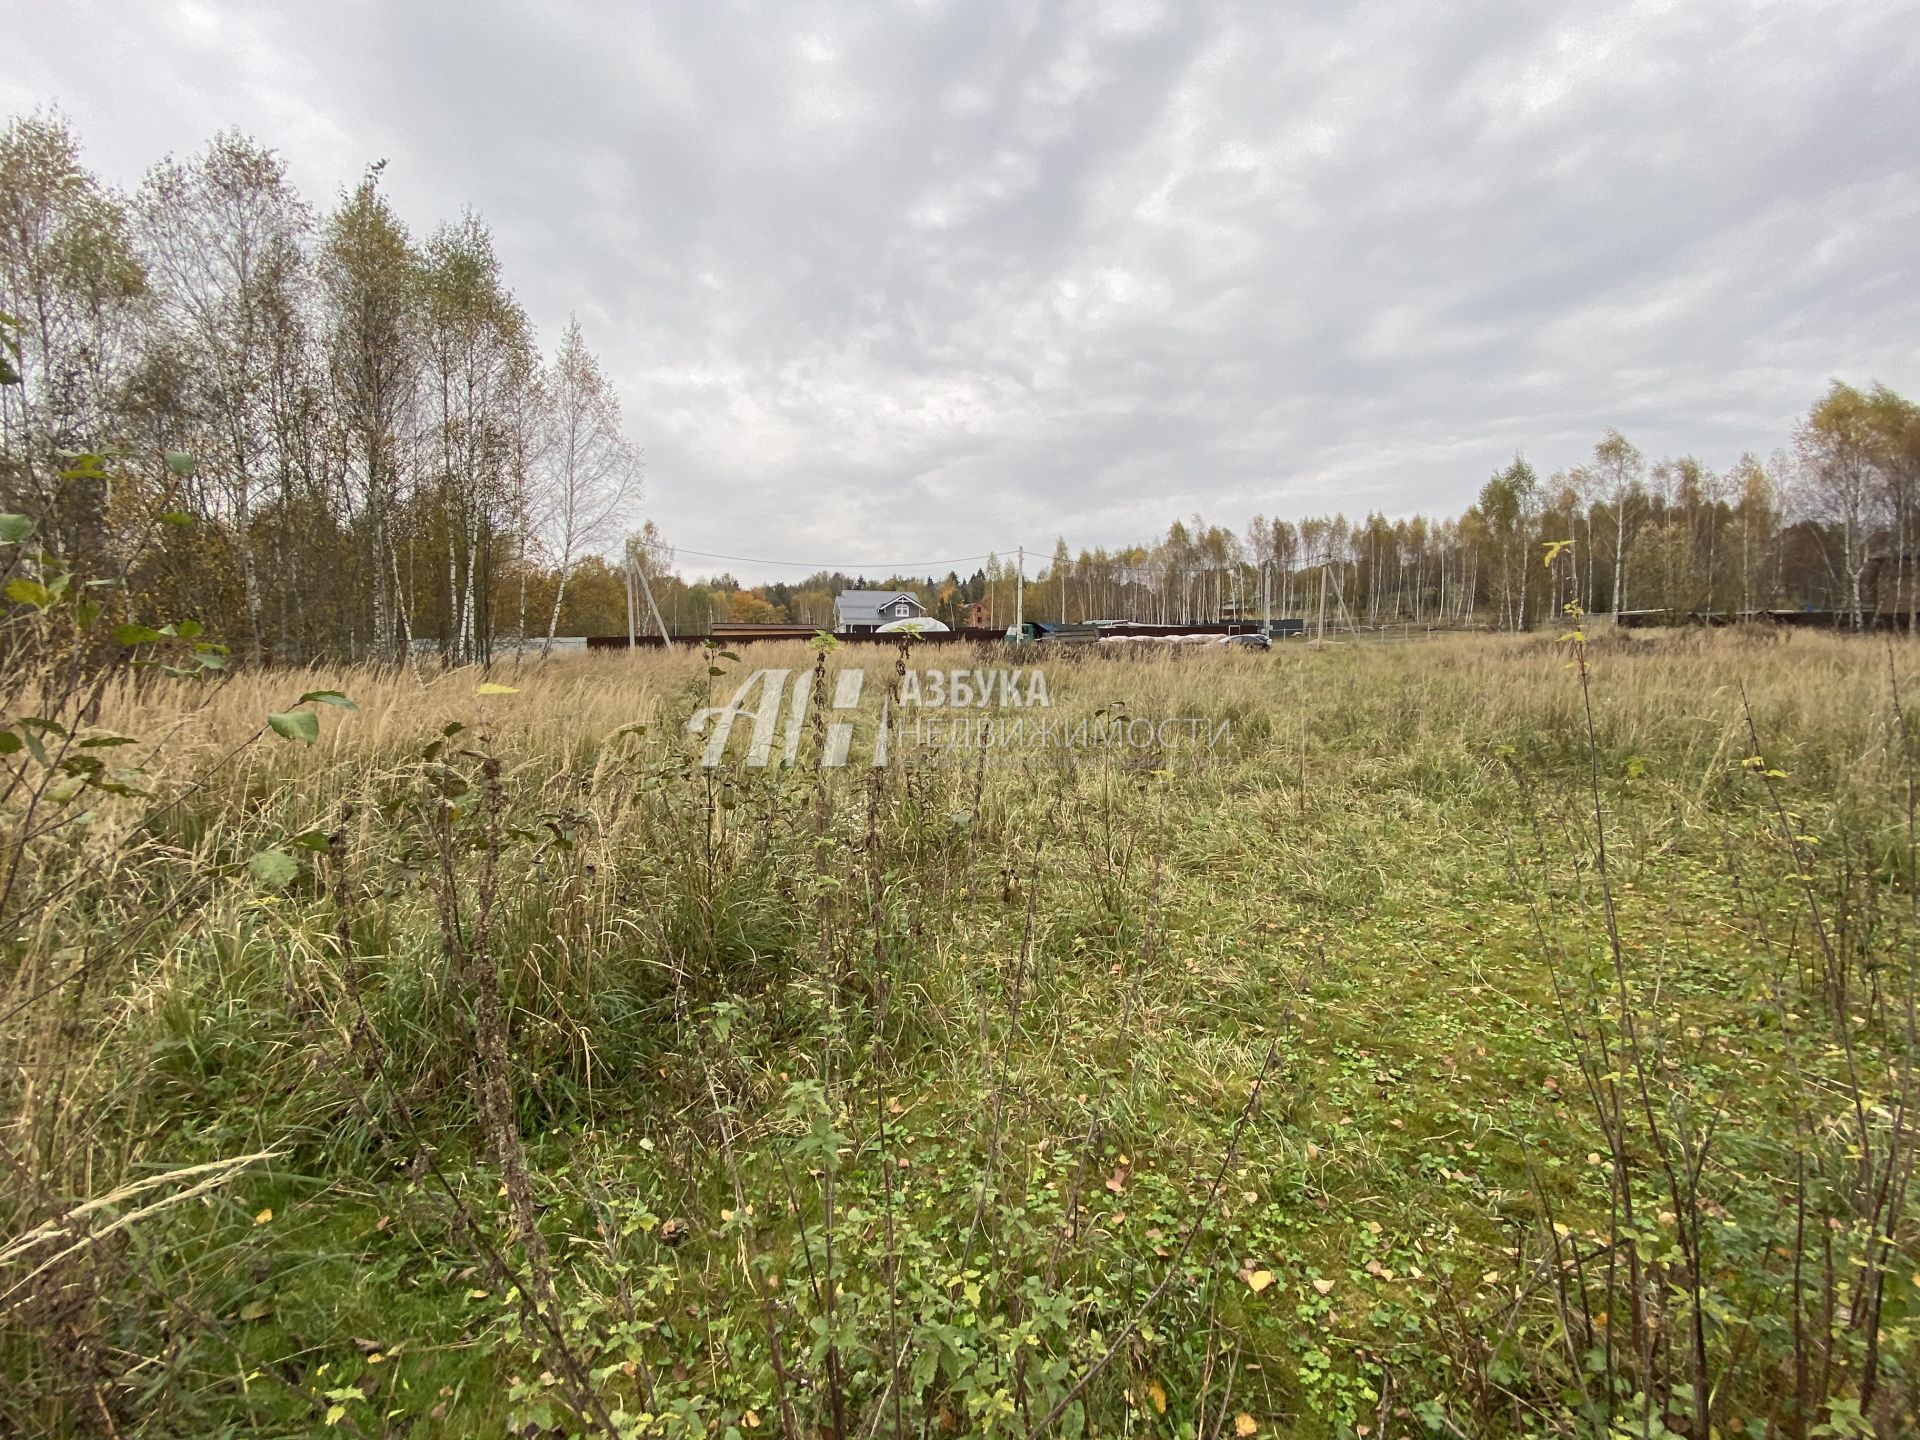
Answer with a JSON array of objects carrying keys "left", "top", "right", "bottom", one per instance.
[{"left": 8, "top": 0, "right": 1918, "bottom": 578}]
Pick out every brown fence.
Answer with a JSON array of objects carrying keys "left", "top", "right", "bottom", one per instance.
[
  {"left": 584, "top": 628, "right": 1010, "bottom": 649},
  {"left": 584, "top": 621, "right": 1299, "bottom": 650}
]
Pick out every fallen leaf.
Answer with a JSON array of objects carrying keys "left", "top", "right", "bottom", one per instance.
[
  {"left": 1235, "top": 1415, "right": 1258, "bottom": 1437},
  {"left": 253, "top": 1207, "right": 272, "bottom": 1226},
  {"left": 1243, "top": 1268, "right": 1275, "bottom": 1293},
  {"left": 1146, "top": 1379, "right": 1167, "bottom": 1415},
  {"left": 1312, "top": 1277, "right": 1335, "bottom": 1296}
]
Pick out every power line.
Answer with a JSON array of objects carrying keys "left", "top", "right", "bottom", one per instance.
[{"left": 660, "top": 545, "right": 1031, "bottom": 573}]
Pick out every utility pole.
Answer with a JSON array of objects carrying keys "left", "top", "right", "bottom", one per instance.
[
  {"left": 1015, "top": 545, "right": 1024, "bottom": 634},
  {"left": 630, "top": 543, "right": 674, "bottom": 650},
  {"left": 1330, "top": 565, "right": 1362, "bottom": 640},
  {"left": 624, "top": 552, "right": 637, "bottom": 648}
]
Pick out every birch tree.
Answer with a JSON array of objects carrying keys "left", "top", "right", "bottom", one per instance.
[
  {"left": 1728, "top": 453, "right": 1776, "bottom": 614},
  {"left": 1867, "top": 384, "right": 1920, "bottom": 629},
  {"left": 419, "top": 213, "right": 534, "bottom": 663},
  {"left": 136, "top": 131, "right": 310, "bottom": 662},
  {"left": 1797, "top": 382, "right": 1886, "bottom": 628},
  {"left": 0, "top": 112, "right": 147, "bottom": 559},
  {"left": 320, "top": 166, "right": 419, "bottom": 661},
  {"left": 539, "top": 318, "right": 636, "bottom": 652},
  {"left": 1477, "top": 455, "right": 1539, "bottom": 631},
  {"left": 1590, "top": 429, "right": 1644, "bottom": 616}
]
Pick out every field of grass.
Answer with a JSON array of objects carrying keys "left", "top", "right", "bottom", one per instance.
[{"left": 5, "top": 629, "right": 1920, "bottom": 1438}]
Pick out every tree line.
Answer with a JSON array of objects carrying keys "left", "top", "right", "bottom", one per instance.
[
  {"left": 1, "top": 113, "right": 637, "bottom": 666},
  {"left": 6, "top": 112, "right": 1918, "bottom": 656},
  {"left": 646, "top": 382, "right": 1917, "bottom": 636}
]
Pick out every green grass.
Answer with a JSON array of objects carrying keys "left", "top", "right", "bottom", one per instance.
[{"left": 6, "top": 632, "right": 1920, "bottom": 1437}]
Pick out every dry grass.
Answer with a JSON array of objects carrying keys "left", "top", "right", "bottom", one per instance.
[
  {"left": 79, "top": 626, "right": 1904, "bottom": 791},
  {"left": 6, "top": 626, "right": 1919, "bottom": 1438}
]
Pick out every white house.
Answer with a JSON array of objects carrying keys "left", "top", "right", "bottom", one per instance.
[{"left": 836, "top": 589, "right": 929, "bottom": 633}]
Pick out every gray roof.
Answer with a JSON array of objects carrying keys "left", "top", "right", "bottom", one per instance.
[{"left": 836, "top": 589, "right": 927, "bottom": 626}]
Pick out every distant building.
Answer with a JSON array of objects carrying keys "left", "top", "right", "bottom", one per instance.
[
  {"left": 836, "top": 589, "right": 929, "bottom": 633},
  {"left": 962, "top": 601, "right": 990, "bottom": 629}
]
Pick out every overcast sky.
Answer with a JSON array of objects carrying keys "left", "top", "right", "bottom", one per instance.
[{"left": 7, "top": 1, "right": 1918, "bottom": 581}]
